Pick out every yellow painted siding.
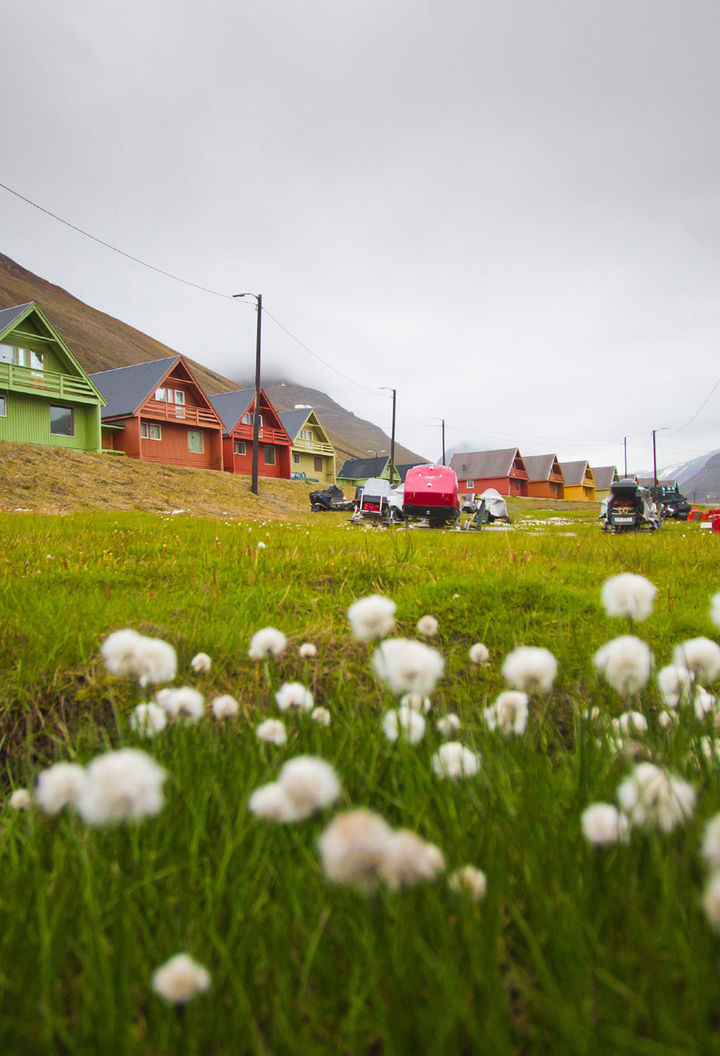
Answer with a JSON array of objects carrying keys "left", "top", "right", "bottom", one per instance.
[{"left": 291, "top": 448, "right": 335, "bottom": 483}]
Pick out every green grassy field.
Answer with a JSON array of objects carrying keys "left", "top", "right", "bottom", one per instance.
[{"left": 1, "top": 509, "right": 719, "bottom": 1055}]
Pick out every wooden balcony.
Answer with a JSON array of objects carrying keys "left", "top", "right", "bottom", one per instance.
[
  {"left": 0, "top": 362, "right": 99, "bottom": 403},
  {"left": 292, "top": 436, "right": 335, "bottom": 456},
  {"left": 142, "top": 399, "right": 222, "bottom": 428},
  {"left": 232, "top": 422, "right": 290, "bottom": 445}
]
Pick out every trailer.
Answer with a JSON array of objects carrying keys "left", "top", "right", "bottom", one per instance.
[{"left": 402, "top": 465, "right": 460, "bottom": 527}]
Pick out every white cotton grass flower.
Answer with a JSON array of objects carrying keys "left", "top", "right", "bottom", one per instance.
[
  {"left": 483, "top": 691, "right": 528, "bottom": 737},
  {"left": 347, "top": 594, "right": 397, "bottom": 641},
  {"left": 152, "top": 953, "right": 211, "bottom": 1004},
  {"left": 710, "top": 593, "right": 720, "bottom": 630},
  {"left": 248, "top": 627, "right": 287, "bottom": 661},
  {"left": 593, "top": 636, "right": 652, "bottom": 696},
  {"left": 582, "top": 706, "right": 601, "bottom": 721},
  {"left": 436, "top": 713, "right": 461, "bottom": 737},
  {"left": 76, "top": 749, "right": 166, "bottom": 825},
  {"left": 8, "top": 788, "right": 31, "bottom": 810},
  {"left": 431, "top": 741, "right": 481, "bottom": 780},
  {"left": 372, "top": 638, "right": 444, "bottom": 697},
  {"left": 701, "top": 815, "right": 720, "bottom": 870},
  {"left": 673, "top": 638, "right": 720, "bottom": 684},
  {"left": 36, "top": 762, "right": 87, "bottom": 815},
  {"left": 256, "top": 719, "right": 288, "bottom": 746},
  {"left": 702, "top": 871, "right": 720, "bottom": 931},
  {"left": 382, "top": 707, "right": 426, "bottom": 744},
  {"left": 399, "top": 692, "right": 432, "bottom": 713},
  {"left": 416, "top": 614, "right": 439, "bottom": 637},
  {"left": 256, "top": 540, "right": 266, "bottom": 550},
  {"left": 248, "top": 782, "right": 295, "bottom": 821},
  {"left": 311, "top": 707, "right": 331, "bottom": 726},
  {"left": 156, "top": 687, "right": 205, "bottom": 724},
  {"left": 694, "top": 687, "right": 719, "bottom": 721},
  {"left": 501, "top": 646, "right": 557, "bottom": 694},
  {"left": 580, "top": 803, "right": 631, "bottom": 846},
  {"left": 377, "top": 829, "right": 445, "bottom": 890},
  {"left": 699, "top": 736, "right": 720, "bottom": 761},
  {"left": 101, "top": 628, "right": 177, "bottom": 686},
  {"left": 600, "top": 573, "right": 657, "bottom": 622},
  {"left": 190, "top": 652, "right": 212, "bottom": 674},
  {"left": 612, "top": 711, "right": 648, "bottom": 736},
  {"left": 658, "top": 709, "right": 679, "bottom": 729},
  {"left": 448, "top": 865, "right": 488, "bottom": 902},
  {"left": 275, "top": 682, "right": 314, "bottom": 712},
  {"left": 299, "top": 642, "right": 317, "bottom": 659},
  {"left": 616, "top": 762, "right": 696, "bottom": 833},
  {"left": 317, "top": 808, "right": 395, "bottom": 892},
  {"left": 276, "top": 756, "right": 341, "bottom": 820},
  {"left": 469, "top": 642, "right": 490, "bottom": 666},
  {"left": 130, "top": 703, "right": 168, "bottom": 738},
  {"left": 657, "top": 665, "right": 693, "bottom": 708},
  {"left": 211, "top": 694, "right": 239, "bottom": 719}
]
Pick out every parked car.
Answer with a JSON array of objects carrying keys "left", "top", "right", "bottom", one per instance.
[
  {"left": 601, "top": 479, "right": 660, "bottom": 532},
  {"left": 403, "top": 465, "right": 460, "bottom": 527},
  {"left": 292, "top": 471, "right": 319, "bottom": 482}
]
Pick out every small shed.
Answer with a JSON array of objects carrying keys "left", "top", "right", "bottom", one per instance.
[
  {"left": 449, "top": 448, "right": 529, "bottom": 497},
  {"left": 560, "top": 460, "right": 596, "bottom": 501},
  {"left": 209, "top": 388, "right": 292, "bottom": 478},
  {"left": 523, "top": 454, "right": 566, "bottom": 499}
]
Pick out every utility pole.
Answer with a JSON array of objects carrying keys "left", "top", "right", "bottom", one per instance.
[
  {"left": 441, "top": 419, "right": 446, "bottom": 466},
  {"left": 379, "top": 387, "right": 396, "bottom": 486},
  {"left": 652, "top": 428, "right": 658, "bottom": 493},
  {"left": 623, "top": 436, "right": 628, "bottom": 478},
  {"left": 233, "top": 292, "right": 262, "bottom": 495}
]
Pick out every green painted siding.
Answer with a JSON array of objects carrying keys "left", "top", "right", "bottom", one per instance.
[{"left": 0, "top": 390, "right": 101, "bottom": 451}]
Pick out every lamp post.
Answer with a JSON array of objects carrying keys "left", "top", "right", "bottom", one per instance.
[
  {"left": 651, "top": 427, "right": 668, "bottom": 494},
  {"left": 623, "top": 436, "right": 628, "bottom": 478},
  {"left": 379, "top": 387, "right": 396, "bottom": 485},
  {"left": 233, "top": 292, "right": 262, "bottom": 495}
]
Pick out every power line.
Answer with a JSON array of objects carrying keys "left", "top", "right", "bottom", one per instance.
[{"left": 668, "top": 376, "right": 720, "bottom": 437}]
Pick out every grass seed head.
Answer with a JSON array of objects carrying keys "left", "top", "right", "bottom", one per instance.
[
  {"left": 277, "top": 756, "right": 341, "bottom": 819},
  {"left": 581, "top": 803, "right": 630, "bottom": 846},
  {"left": 372, "top": 638, "right": 444, "bottom": 697},
  {"left": 256, "top": 719, "right": 287, "bottom": 746},
  {"left": 347, "top": 595, "right": 397, "bottom": 641},
  {"left": 431, "top": 742, "right": 481, "bottom": 780},
  {"left": 152, "top": 953, "right": 211, "bottom": 1004},
  {"left": 593, "top": 636, "right": 652, "bottom": 696},
  {"left": 36, "top": 762, "right": 87, "bottom": 815},
  {"left": 502, "top": 646, "right": 557, "bottom": 694},
  {"left": 673, "top": 638, "right": 720, "bottom": 685},
  {"left": 317, "top": 808, "right": 395, "bottom": 892},
  {"left": 248, "top": 627, "right": 287, "bottom": 661},
  {"left": 601, "top": 573, "right": 657, "bottom": 622},
  {"left": 484, "top": 691, "right": 529, "bottom": 736},
  {"left": 382, "top": 706, "right": 426, "bottom": 744},
  {"left": 76, "top": 749, "right": 166, "bottom": 825}
]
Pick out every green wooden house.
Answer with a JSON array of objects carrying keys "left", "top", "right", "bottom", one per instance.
[
  {"left": 336, "top": 455, "right": 402, "bottom": 490},
  {"left": 0, "top": 302, "right": 105, "bottom": 451}
]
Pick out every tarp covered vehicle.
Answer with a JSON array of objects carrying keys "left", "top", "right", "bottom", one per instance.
[
  {"left": 601, "top": 479, "right": 660, "bottom": 532},
  {"left": 310, "top": 485, "right": 355, "bottom": 512},
  {"left": 654, "top": 484, "right": 691, "bottom": 521},
  {"left": 461, "top": 487, "right": 511, "bottom": 526},
  {"left": 403, "top": 465, "right": 460, "bottom": 527},
  {"left": 351, "top": 478, "right": 392, "bottom": 522}
]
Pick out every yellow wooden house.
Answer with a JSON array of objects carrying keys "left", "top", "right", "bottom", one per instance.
[
  {"left": 559, "top": 460, "right": 596, "bottom": 501},
  {"left": 279, "top": 407, "right": 336, "bottom": 484}
]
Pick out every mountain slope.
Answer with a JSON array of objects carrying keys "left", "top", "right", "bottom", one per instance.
[{"left": 0, "top": 253, "right": 426, "bottom": 465}]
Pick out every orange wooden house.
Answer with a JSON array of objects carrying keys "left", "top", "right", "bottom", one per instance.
[
  {"left": 208, "top": 388, "right": 292, "bottom": 478},
  {"left": 449, "top": 448, "right": 529, "bottom": 497},
  {"left": 90, "top": 356, "right": 224, "bottom": 470},
  {"left": 523, "top": 454, "right": 565, "bottom": 499}
]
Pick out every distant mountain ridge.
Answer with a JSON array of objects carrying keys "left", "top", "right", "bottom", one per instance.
[
  {"left": 634, "top": 449, "right": 720, "bottom": 502},
  {"left": 0, "top": 252, "right": 425, "bottom": 466}
]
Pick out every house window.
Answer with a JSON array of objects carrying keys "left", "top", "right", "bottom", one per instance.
[
  {"left": 264, "top": 445, "right": 276, "bottom": 465},
  {"left": 188, "top": 430, "right": 204, "bottom": 454},
  {"left": 314, "top": 455, "right": 323, "bottom": 472},
  {"left": 0, "top": 345, "right": 43, "bottom": 369},
  {"left": 140, "top": 421, "right": 162, "bottom": 440},
  {"left": 293, "top": 451, "right": 301, "bottom": 464},
  {"left": 242, "top": 412, "right": 263, "bottom": 428},
  {"left": 174, "top": 390, "right": 186, "bottom": 418},
  {"left": 466, "top": 480, "right": 474, "bottom": 489},
  {"left": 0, "top": 393, "right": 6, "bottom": 416},
  {"left": 154, "top": 387, "right": 167, "bottom": 402},
  {"left": 49, "top": 405, "right": 74, "bottom": 436},
  {"left": 303, "top": 428, "right": 313, "bottom": 441},
  {"left": 234, "top": 439, "right": 246, "bottom": 456}
]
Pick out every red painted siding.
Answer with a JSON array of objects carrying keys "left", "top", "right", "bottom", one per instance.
[{"left": 458, "top": 474, "right": 528, "bottom": 497}]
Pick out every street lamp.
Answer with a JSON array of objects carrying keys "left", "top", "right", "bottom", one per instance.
[
  {"left": 233, "top": 292, "right": 262, "bottom": 496},
  {"left": 379, "top": 387, "right": 396, "bottom": 485}
]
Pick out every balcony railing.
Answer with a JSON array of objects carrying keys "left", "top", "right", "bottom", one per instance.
[
  {"left": 0, "top": 362, "right": 99, "bottom": 403},
  {"left": 232, "top": 422, "right": 290, "bottom": 445},
  {"left": 142, "top": 399, "right": 222, "bottom": 428},
  {"left": 292, "top": 437, "right": 335, "bottom": 456}
]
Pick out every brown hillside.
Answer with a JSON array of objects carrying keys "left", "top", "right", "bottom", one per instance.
[{"left": 0, "top": 253, "right": 427, "bottom": 466}]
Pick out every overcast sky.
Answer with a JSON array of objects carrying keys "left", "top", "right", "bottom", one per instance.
[{"left": 3, "top": 0, "right": 720, "bottom": 471}]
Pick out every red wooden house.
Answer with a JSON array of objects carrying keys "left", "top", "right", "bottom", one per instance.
[
  {"left": 523, "top": 454, "right": 566, "bottom": 499},
  {"left": 90, "top": 356, "right": 224, "bottom": 470},
  {"left": 449, "top": 448, "right": 529, "bottom": 497},
  {"left": 208, "top": 388, "right": 292, "bottom": 478}
]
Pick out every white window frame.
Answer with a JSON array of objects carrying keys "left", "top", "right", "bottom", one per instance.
[
  {"left": 466, "top": 480, "right": 474, "bottom": 489},
  {"left": 292, "top": 451, "right": 301, "bottom": 464},
  {"left": 188, "top": 429, "right": 204, "bottom": 454},
  {"left": 0, "top": 392, "right": 7, "bottom": 416},
  {"left": 234, "top": 439, "right": 246, "bottom": 456},
  {"left": 154, "top": 387, "right": 167, "bottom": 402}
]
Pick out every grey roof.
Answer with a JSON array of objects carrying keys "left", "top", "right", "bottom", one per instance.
[
  {"left": 338, "top": 456, "right": 389, "bottom": 479},
  {"left": 559, "top": 460, "right": 594, "bottom": 487},
  {"left": 591, "top": 465, "right": 619, "bottom": 490},
  {"left": 523, "top": 454, "right": 563, "bottom": 482},
  {"left": 278, "top": 408, "right": 312, "bottom": 441},
  {"left": 449, "top": 448, "right": 526, "bottom": 480},
  {"left": 0, "top": 302, "right": 33, "bottom": 339},
  {"left": 396, "top": 462, "right": 428, "bottom": 482},
  {"left": 90, "top": 357, "right": 179, "bottom": 419},
  {"left": 207, "top": 389, "right": 255, "bottom": 432}
]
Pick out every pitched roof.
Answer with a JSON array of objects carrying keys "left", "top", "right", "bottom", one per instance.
[
  {"left": 523, "top": 454, "right": 563, "bottom": 482},
  {"left": 0, "top": 302, "right": 33, "bottom": 338},
  {"left": 278, "top": 408, "right": 312, "bottom": 441},
  {"left": 559, "top": 460, "right": 594, "bottom": 487},
  {"left": 396, "top": 462, "right": 427, "bottom": 482},
  {"left": 449, "top": 448, "right": 525, "bottom": 480},
  {"left": 207, "top": 389, "right": 255, "bottom": 432},
  {"left": 90, "top": 356, "right": 179, "bottom": 419},
  {"left": 591, "top": 465, "right": 618, "bottom": 490},
  {"left": 337, "top": 456, "right": 389, "bottom": 479}
]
